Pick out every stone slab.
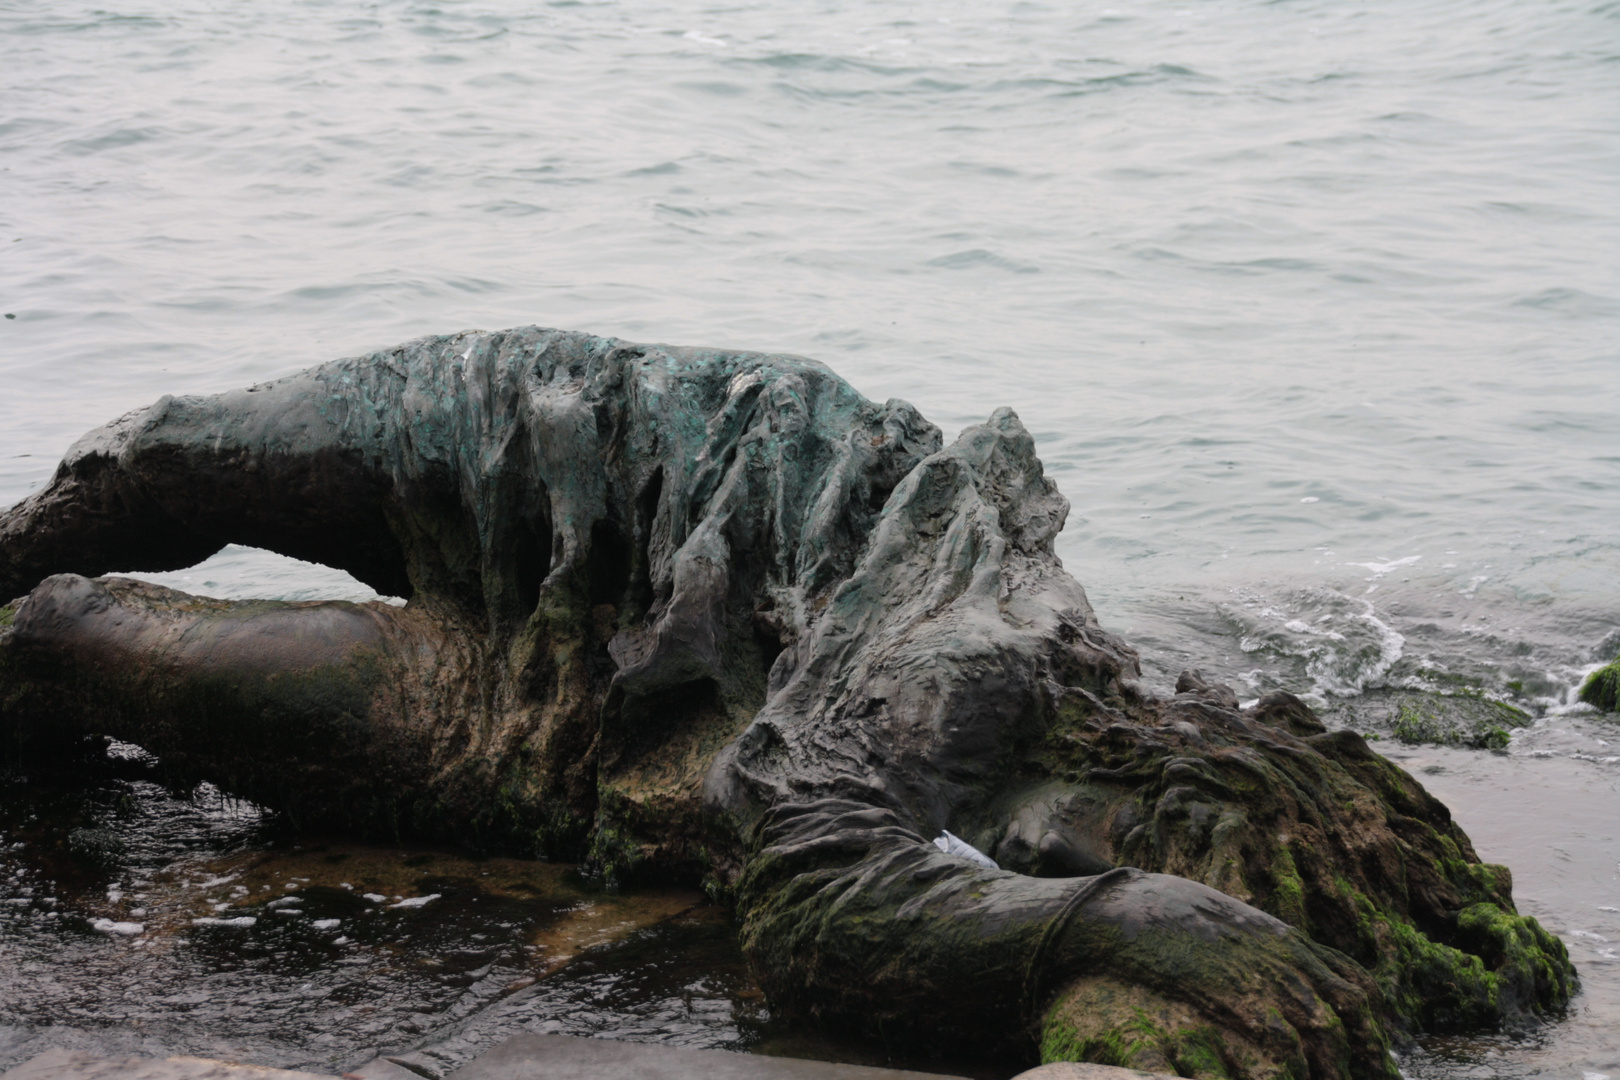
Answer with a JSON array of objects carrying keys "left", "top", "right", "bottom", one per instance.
[
  {"left": 443, "top": 1034, "right": 968, "bottom": 1080},
  {"left": 339, "top": 1058, "right": 422, "bottom": 1080},
  {"left": 1007, "top": 1065, "right": 1177, "bottom": 1080},
  {"left": 0, "top": 1048, "right": 333, "bottom": 1080}
]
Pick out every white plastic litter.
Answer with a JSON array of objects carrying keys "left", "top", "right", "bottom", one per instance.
[{"left": 932, "top": 830, "right": 998, "bottom": 870}]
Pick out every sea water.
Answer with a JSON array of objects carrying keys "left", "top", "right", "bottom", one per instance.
[{"left": 1, "top": 1, "right": 1616, "bottom": 1076}]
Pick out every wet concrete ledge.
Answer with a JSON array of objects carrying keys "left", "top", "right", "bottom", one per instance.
[{"left": 1, "top": 1035, "right": 1177, "bottom": 1080}]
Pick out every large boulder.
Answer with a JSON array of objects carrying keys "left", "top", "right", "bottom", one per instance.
[{"left": 0, "top": 328, "right": 1573, "bottom": 1077}]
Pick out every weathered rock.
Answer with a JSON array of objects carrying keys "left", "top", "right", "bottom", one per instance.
[
  {"left": 1322, "top": 689, "right": 1525, "bottom": 750},
  {"left": 0, "top": 1048, "right": 330, "bottom": 1080},
  {"left": 0, "top": 327, "right": 1575, "bottom": 1077}
]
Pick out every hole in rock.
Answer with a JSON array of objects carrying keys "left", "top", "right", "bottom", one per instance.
[
  {"left": 111, "top": 545, "right": 406, "bottom": 605},
  {"left": 513, "top": 518, "right": 552, "bottom": 617},
  {"left": 587, "top": 520, "right": 632, "bottom": 607}
]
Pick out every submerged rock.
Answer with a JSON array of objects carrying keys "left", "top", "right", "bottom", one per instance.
[
  {"left": 0, "top": 328, "right": 1575, "bottom": 1077},
  {"left": 1324, "top": 689, "right": 1525, "bottom": 750}
]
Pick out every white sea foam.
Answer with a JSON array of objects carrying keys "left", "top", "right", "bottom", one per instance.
[
  {"left": 91, "top": 919, "right": 144, "bottom": 936},
  {"left": 389, "top": 894, "right": 442, "bottom": 909},
  {"left": 1345, "top": 556, "right": 1421, "bottom": 579}
]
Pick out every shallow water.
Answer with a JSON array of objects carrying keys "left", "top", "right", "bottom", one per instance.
[
  {"left": 1387, "top": 736, "right": 1620, "bottom": 1080},
  {"left": 1, "top": 0, "right": 1617, "bottom": 1075},
  {"left": 0, "top": 750, "right": 1002, "bottom": 1078}
]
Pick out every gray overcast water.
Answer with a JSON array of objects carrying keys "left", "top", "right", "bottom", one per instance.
[{"left": 1, "top": 1, "right": 1617, "bottom": 1077}]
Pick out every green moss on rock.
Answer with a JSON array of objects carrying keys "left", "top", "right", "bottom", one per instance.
[
  {"left": 1039, "top": 980, "right": 1304, "bottom": 1080},
  {"left": 1339, "top": 885, "right": 1573, "bottom": 1033},
  {"left": 1326, "top": 690, "right": 1523, "bottom": 750},
  {"left": 1040, "top": 1014, "right": 1148, "bottom": 1071},
  {"left": 1020, "top": 685, "right": 1574, "bottom": 1040},
  {"left": 1389, "top": 697, "right": 1517, "bottom": 749},
  {"left": 1454, "top": 902, "right": 1576, "bottom": 1018},
  {"left": 1579, "top": 656, "right": 1620, "bottom": 713},
  {"left": 1269, "top": 845, "right": 1309, "bottom": 932}
]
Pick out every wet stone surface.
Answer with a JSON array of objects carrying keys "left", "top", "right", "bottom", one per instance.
[{"left": 0, "top": 743, "right": 1000, "bottom": 1080}]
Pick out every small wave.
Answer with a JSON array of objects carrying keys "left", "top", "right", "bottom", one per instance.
[
  {"left": 61, "top": 127, "right": 162, "bottom": 155},
  {"left": 1345, "top": 556, "right": 1422, "bottom": 579},
  {"left": 677, "top": 80, "right": 747, "bottom": 97},
  {"left": 1509, "top": 286, "right": 1619, "bottom": 317},
  {"left": 1229, "top": 587, "right": 1406, "bottom": 699},
  {"left": 925, "top": 248, "right": 1040, "bottom": 274}
]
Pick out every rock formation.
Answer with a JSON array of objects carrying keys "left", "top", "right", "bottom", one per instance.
[{"left": 0, "top": 327, "right": 1573, "bottom": 1078}]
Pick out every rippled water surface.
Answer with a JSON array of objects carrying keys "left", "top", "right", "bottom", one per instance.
[
  {"left": 0, "top": 749, "right": 1004, "bottom": 1077},
  {"left": 1, "top": 0, "right": 1617, "bottom": 1076}
]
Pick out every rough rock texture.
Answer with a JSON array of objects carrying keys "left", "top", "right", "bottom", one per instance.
[{"left": 0, "top": 328, "right": 1574, "bottom": 1078}]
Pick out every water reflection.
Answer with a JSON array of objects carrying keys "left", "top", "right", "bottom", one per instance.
[{"left": 0, "top": 742, "right": 999, "bottom": 1079}]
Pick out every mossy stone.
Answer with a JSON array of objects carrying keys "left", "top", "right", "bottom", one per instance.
[{"left": 1579, "top": 656, "right": 1620, "bottom": 712}]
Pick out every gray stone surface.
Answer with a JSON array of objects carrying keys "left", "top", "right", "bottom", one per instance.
[
  {"left": 0, "top": 1048, "right": 332, "bottom": 1080},
  {"left": 443, "top": 1034, "right": 965, "bottom": 1080},
  {"left": 1007, "top": 1067, "right": 1175, "bottom": 1080},
  {"left": 340, "top": 1058, "right": 423, "bottom": 1080}
]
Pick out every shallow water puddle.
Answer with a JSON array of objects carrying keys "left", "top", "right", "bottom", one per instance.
[
  {"left": 0, "top": 762, "right": 738, "bottom": 1076},
  {"left": 0, "top": 756, "right": 994, "bottom": 1078}
]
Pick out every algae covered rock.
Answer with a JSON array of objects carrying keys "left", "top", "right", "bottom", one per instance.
[
  {"left": 1324, "top": 689, "right": 1524, "bottom": 750},
  {"left": 1579, "top": 655, "right": 1620, "bottom": 712},
  {"left": 0, "top": 327, "right": 1576, "bottom": 1076}
]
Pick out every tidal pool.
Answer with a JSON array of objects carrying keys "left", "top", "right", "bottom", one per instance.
[{"left": 0, "top": 744, "right": 1003, "bottom": 1078}]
